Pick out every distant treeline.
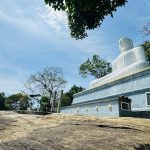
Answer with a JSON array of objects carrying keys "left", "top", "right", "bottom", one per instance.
[{"left": 0, "top": 85, "right": 84, "bottom": 112}]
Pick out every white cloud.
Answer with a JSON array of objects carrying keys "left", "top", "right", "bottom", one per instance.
[
  {"left": 0, "top": 10, "right": 44, "bottom": 36},
  {"left": 38, "top": 5, "right": 67, "bottom": 31}
]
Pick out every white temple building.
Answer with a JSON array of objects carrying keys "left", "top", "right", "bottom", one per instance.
[{"left": 61, "top": 38, "right": 150, "bottom": 118}]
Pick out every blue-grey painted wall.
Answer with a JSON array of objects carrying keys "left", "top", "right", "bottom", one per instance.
[
  {"left": 60, "top": 68, "right": 150, "bottom": 117},
  {"left": 61, "top": 99, "right": 120, "bottom": 117}
]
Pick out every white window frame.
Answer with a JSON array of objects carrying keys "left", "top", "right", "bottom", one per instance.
[
  {"left": 145, "top": 92, "right": 150, "bottom": 106},
  {"left": 121, "top": 102, "right": 130, "bottom": 111}
]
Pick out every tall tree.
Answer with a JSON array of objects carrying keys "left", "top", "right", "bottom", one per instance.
[
  {"left": 141, "top": 41, "right": 150, "bottom": 64},
  {"left": 79, "top": 55, "right": 112, "bottom": 79},
  {"left": 0, "top": 93, "right": 6, "bottom": 110},
  {"left": 45, "top": 0, "right": 127, "bottom": 39},
  {"left": 61, "top": 85, "right": 85, "bottom": 107},
  {"left": 25, "top": 67, "right": 67, "bottom": 111},
  {"left": 140, "top": 22, "right": 150, "bottom": 64}
]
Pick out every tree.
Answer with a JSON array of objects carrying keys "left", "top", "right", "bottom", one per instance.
[
  {"left": 140, "top": 22, "right": 150, "bottom": 64},
  {"left": 0, "top": 93, "right": 6, "bottom": 110},
  {"left": 61, "top": 94, "right": 71, "bottom": 107},
  {"left": 141, "top": 41, "right": 150, "bottom": 64},
  {"left": 19, "top": 94, "right": 31, "bottom": 110},
  {"left": 45, "top": 0, "right": 127, "bottom": 39},
  {"left": 25, "top": 67, "right": 67, "bottom": 111},
  {"left": 39, "top": 96, "right": 51, "bottom": 112},
  {"left": 79, "top": 55, "right": 112, "bottom": 79},
  {"left": 6, "top": 93, "right": 30, "bottom": 110},
  {"left": 61, "top": 85, "right": 85, "bottom": 107}
]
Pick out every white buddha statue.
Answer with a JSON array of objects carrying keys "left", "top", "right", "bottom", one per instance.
[{"left": 90, "top": 37, "right": 149, "bottom": 88}]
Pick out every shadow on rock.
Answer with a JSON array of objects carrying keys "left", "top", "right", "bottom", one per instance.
[{"left": 134, "top": 144, "right": 150, "bottom": 150}]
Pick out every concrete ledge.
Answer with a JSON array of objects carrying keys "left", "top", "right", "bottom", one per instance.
[
  {"left": 74, "top": 67, "right": 150, "bottom": 98},
  {"left": 62, "top": 87, "right": 150, "bottom": 109}
]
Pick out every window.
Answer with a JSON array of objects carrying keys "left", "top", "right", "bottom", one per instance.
[
  {"left": 146, "top": 92, "right": 150, "bottom": 106},
  {"left": 121, "top": 102, "right": 130, "bottom": 111}
]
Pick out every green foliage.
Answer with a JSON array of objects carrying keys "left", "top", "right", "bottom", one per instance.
[
  {"left": 61, "top": 94, "right": 71, "bottom": 107},
  {"left": 61, "top": 85, "right": 85, "bottom": 107},
  {"left": 79, "top": 55, "right": 112, "bottom": 79},
  {"left": 0, "top": 93, "right": 6, "bottom": 110},
  {"left": 19, "top": 95, "right": 30, "bottom": 110},
  {"left": 141, "top": 41, "right": 150, "bottom": 64},
  {"left": 40, "top": 96, "right": 51, "bottom": 112},
  {"left": 6, "top": 93, "right": 30, "bottom": 110},
  {"left": 45, "top": 0, "right": 127, "bottom": 39}
]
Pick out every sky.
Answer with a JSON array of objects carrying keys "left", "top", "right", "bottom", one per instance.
[{"left": 0, "top": 0, "right": 150, "bottom": 95}]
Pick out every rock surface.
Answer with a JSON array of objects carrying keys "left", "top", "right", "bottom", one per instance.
[{"left": 0, "top": 111, "right": 150, "bottom": 150}]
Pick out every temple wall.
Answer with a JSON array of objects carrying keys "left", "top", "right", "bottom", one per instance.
[
  {"left": 130, "top": 93, "right": 150, "bottom": 111},
  {"left": 61, "top": 99, "right": 120, "bottom": 117},
  {"left": 60, "top": 68, "right": 150, "bottom": 117},
  {"left": 73, "top": 68, "right": 150, "bottom": 111}
]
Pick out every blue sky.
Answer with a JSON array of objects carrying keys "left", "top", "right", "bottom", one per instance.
[{"left": 0, "top": 0, "right": 150, "bottom": 95}]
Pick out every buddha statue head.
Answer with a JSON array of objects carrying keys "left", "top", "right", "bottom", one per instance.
[{"left": 119, "top": 37, "right": 134, "bottom": 53}]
